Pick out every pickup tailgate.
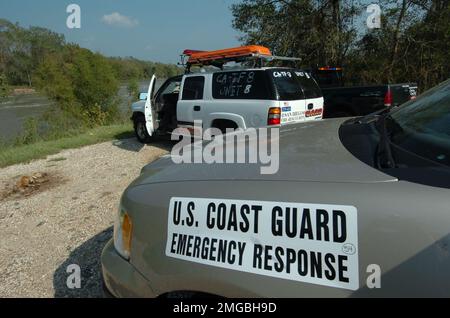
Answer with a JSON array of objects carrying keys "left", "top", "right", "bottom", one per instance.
[
  {"left": 390, "top": 83, "right": 418, "bottom": 106},
  {"left": 322, "top": 83, "right": 418, "bottom": 118}
]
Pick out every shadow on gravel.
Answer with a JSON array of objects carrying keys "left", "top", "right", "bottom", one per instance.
[
  {"left": 114, "top": 131, "right": 135, "bottom": 140},
  {"left": 112, "top": 137, "right": 145, "bottom": 153},
  {"left": 53, "top": 227, "right": 113, "bottom": 298},
  {"left": 112, "top": 136, "right": 174, "bottom": 153}
]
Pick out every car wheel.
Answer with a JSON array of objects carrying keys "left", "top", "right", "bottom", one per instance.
[
  {"left": 134, "top": 116, "right": 152, "bottom": 143},
  {"left": 212, "top": 120, "right": 238, "bottom": 134}
]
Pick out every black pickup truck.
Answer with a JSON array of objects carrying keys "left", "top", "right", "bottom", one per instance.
[{"left": 310, "top": 67, "right": 418, "bottom": 118}]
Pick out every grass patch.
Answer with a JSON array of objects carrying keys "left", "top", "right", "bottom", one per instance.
[{"left": 0, "top": 123, "right": 134, "bottom": 168}]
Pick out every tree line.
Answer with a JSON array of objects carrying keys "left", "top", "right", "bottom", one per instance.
[
  {"left": 0, "top": 19, "right": 181, "bottom": 144},
  {"left": 0, "top": 19, "right": 181, "bottom": 95},
  {"left": 231, "top": 0, "right": 450, "bottom": 90}
]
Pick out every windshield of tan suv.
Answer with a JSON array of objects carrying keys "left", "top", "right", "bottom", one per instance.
[{"left": 388, "top": 79, "right": 450, "bottom": 166}]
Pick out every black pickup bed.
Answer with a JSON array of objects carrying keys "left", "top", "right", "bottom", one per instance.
[{"left": 322, "top": 83, "right": 418, "bottom": 118}]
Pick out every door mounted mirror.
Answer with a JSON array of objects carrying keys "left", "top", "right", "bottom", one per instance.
[{"left": 139, "top": 92, "right": 148, "bottom": 101}]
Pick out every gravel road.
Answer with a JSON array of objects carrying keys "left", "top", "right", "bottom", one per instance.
[{"left": 0, "top": 138, "right": 170, "bottom": 297}]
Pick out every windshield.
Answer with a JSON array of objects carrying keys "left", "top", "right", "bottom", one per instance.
[{"left": 388, "top": 79, "right": 450, "bottom": 166}]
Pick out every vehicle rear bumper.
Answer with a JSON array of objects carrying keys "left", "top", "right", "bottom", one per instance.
[{"left": 101, "top": 239, "right": 156, "bottom": 298}]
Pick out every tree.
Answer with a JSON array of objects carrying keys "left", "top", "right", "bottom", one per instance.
[
  {"left": 402, "top": 0, "right": 450, "bottom": 89},
  {"left": 231, "top": 0, "right": 361, "bottom": 66},
  {"left": 68, "top": 46, "right": 119, "bottom": 111},
  {"left": 33, "top": 53, "right": 75, "bottom": 106},
  {"left": 232, "top": 0, "right": 450, "bottom": 89},
  {"left": 127, "top": 77, "right": 139, "bottom": 98},
  {"left": 0, "top": 73, "right": 10, "bottom": 98},
  {"left": 349, "top": 0, "right": 450, "bottom": 88}
]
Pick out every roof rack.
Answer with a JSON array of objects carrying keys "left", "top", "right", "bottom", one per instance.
[{"left": 179, "top": 45, "right": 301, "bottom": 73}]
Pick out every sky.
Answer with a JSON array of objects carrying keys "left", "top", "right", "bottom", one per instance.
[
  {"left": 0, "top": 0, "right": 377, "bottom": 64},
  {"left": 0, "top": 0, "right": 242, "bottom": 64}
]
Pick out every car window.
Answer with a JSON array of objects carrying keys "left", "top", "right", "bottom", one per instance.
[
  {"left": 156, "top": 78, "right": 181, "bottom": 103},
  {"left": 389, "top": 79, "right": 450, "bottom": 166},
  {"left": 182, "top": 76, "right": 205, "bottom": 100},
  {"left": 212, "top": 71, "right": 272, "bottom": 99},
  {"left": 270, "top": 70, "right": 304, "bottom": 100},
  {"left": 269, "top": 69, "right": 322, "bottom": 100},
  {"left": 297, "top": 72, "right": 323, "bottom": 99}
]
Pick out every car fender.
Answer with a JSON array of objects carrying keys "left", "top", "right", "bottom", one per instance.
[
  {"left": 131, "top": 101, "right": 145, "bottom": 115},
  {"left": 205, "top": 112, "right": 246, "bottom": 130}
]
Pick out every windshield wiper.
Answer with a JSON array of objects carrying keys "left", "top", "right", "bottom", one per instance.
[
  {"left": 376, "top": 114, "right": 397, "bottom": 169},
  {"left": 355, "top": 107, "right": 392, "bottom": 124}
]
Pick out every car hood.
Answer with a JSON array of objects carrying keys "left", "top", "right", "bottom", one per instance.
[{"left": 133, "top": 118, "right": 397, "bottom": 186}]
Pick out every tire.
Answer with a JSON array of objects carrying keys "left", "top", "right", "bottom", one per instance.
[
  {"left": 133, "top": 116, "right": 152, "bottom": 143},
  {"left": 212, "top": 120, "right": 238, "bottom": 134}
]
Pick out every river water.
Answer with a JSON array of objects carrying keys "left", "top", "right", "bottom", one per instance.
[{"left": 0, "top": 80, "right": 165, "bottom": 142}]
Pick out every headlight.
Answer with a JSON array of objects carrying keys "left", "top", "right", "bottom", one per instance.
[{"left": 114, "top": 207, "right": 133, "bottom": 260}]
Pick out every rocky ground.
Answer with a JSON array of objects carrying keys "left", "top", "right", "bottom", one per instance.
[{"left": 0, "top": 138, "right": 170, "bottom": 297}]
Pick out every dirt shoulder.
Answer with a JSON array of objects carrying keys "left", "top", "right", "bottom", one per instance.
[{"left": 0, "top": 138, "right": 170, "bottom": 297}]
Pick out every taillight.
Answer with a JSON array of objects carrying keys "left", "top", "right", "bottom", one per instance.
[
  {"left": 384, "top": 89, "right": 392, "bottom": 107},
  {"left": 268, "top": 107, "right": 281, "bottom": 125}
]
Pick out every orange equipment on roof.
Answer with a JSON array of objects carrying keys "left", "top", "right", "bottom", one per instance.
[{"left": 187, "top": 45, "right": 272, "bottom": 65}]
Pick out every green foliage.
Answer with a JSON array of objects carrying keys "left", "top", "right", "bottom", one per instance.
[
  {"left": 68, "top": 47, "right": 119, "bottom": 110},
  {"left": 347, "top": 0, "right": 450, "bottom": 89},
  {"left": 231, "top": 0, "right": 361, "bottom": 66},
  {"left": 0, "top": 73, "right": 10, "bottom": 98},
  {"left": 231, "top": 0, "right": 450, "bottom": 90},
  {"left": 33, "top": 53, "right": 76, "bottom": 105},
  {"left": 0, "top": 18, "right": 181, "bottom": 150},
  {"left": 0, "top": 18, "right": 181, "bottom": 102},
  {"left": 0, "top": 18, "right": 183, "bottom": 148},
  {"left": 19, "top": 117, "right": 40, "bottom": 145},
  {"left": 0, "top": 123, "right": 133, "bottom": 168},
  {"left": 13, "top": 108, "right": 82, "bottom": 146},
  {"left": 127, "top": 77, "right": 139, "bottom": 98},
  {"left": 82, "top": 104, "right": 108, "bottom": 127},
  {"left": 32, "top": 44, "right": 122, "bottom": 127},
  {"left": 109, "top": 57, "right": 182, "bottom": 80},
  {"left": 0, "top": 19, "right": 64, "bottom": 86}
]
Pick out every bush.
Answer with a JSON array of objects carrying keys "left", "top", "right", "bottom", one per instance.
[
  {"left": 33, "top": 54, "right": 76, "bottom": 105},
  {"left": 17, "top": 118, "right": 40, "bottom": 145},
  {"left": 127, "top": 78, "right": 139, "bottom": 98},
  {"left": 33, "top": 45, "right": 121, "bottom": 130},
  {"left": 82, "top": 103, "right": 108, "bottom": 127},
  {"left": 0, "top": 73, "right": 10, "bottom": 98},
  {"left": 13, "top": 105, "right": 87, "bottom": 146},
  {"left": 69, "top": 47, "right": 119, "bottom": 112}
]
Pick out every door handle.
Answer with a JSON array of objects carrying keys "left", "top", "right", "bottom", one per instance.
[
  {"left": 307, "top": 103, "right": 314, "bottom": 110},
  {"left": 193, "top": 105, "right": 201, "bottom": 111}
]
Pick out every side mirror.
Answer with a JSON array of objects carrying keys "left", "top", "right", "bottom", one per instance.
[{"left": 138, "top": 92, "right": 148, "bottom": 101}]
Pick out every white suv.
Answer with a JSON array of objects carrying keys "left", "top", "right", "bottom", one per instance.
[{"left": 131, "top": 67, "right": 324, "bottom": 143}]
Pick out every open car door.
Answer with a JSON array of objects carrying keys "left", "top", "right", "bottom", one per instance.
[{"left": 144, "top": 75, "right": 157, "bottom": 136}]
